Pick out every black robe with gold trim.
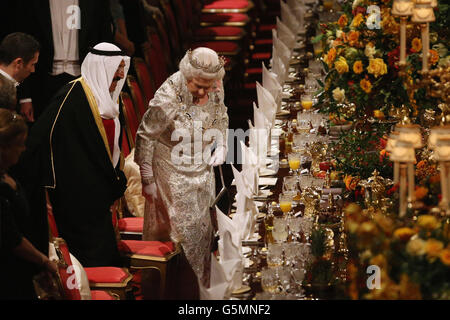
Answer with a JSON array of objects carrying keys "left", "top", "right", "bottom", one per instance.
[{"left": 14, "top": 79, "right": 127, "bottom": 267}]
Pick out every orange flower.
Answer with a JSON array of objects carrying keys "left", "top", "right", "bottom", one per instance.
[
  {"left": 416, "top": 160, "right": 428, "bottom": 170},
  {"left": 324, "top": 47, "right": 337, "bottom": 67},
  {"left": 429, "top": 174, "right": 441, "bottom": 184},
  {"left": 429, "top": 49, "right": 439, "bottom": 65},
  {"left": 347, "top": 31, "right": 360, "bottom": 47},
  {"left": 351, "top": 13, "right": 364, "bottom": 28},
  {"left": 360, "top": 78, "right": 372, "bottom": 94},
  {"left": 338, "top": 14, "right": 348, "bottom": 28},
  {"left": 414, "top": 186, "right": 428, "bottom": 200},
  {"left": 425, "top": 239, "right": 444, "bottom": 260},
  {"left": 394, "top": 228, "right": 416, "bottom": 242},
  {"left": 344, "top": 175, "right": 360, "bottom": 191},
  {"left": 440, "top": 249, "right": 450, "bottom": 266},
  {"left": 411, "top": 38, "right": 422, "bottom": 53},
  {"left": 353, "top": 60, "right": 363, "bottom": 74}
]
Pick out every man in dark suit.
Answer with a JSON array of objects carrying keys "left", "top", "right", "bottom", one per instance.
[
  {"left": 0, "top": 32, "right": 40, "bottom": 113},
  {"left": 14, "top": 0, "right": 114, "bottom": 121}
]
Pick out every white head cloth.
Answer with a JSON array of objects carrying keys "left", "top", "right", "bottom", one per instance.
[{"left": 81, "top": 42, "right": 130, "bottom": 167}]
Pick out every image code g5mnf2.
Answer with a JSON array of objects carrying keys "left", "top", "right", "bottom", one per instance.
[{"left": 177, "top": 304, "right": 271, "bottom": 318}]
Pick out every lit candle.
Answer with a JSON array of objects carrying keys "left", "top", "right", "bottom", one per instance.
[
  {"left": 421, "top": 23, "right": 429, "bottom": 73},
  {"left": 440, "top": 163, "right": 448, "bottom": 210},
  {"left": 399, "top": 17, "right": 407, "bottom": 65},
  {"left": 399, "top": 164, "right": 407, "bottom": 217},
  {"left": 407, "top": 162, "right": 415, "bottom": 204}
]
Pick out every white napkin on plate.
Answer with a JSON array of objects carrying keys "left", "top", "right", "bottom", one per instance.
[
  {"left": 240, "top": 141, "right": 259, "bottom": 194},
  {"left": 256, "top": 81, "right": 277, "bottom": 127},
  {"left": 271, "top": 50, "right": 287, "bottom": 85},
  {"left": 272, "top": 29, "right": 290, "bottom": 67},
  {"left": 286, "top": 0, "right": 306, "bottom": 30},
  {"left": 199, "top": 253, "right": 230, "bottom": 300},
  {"left": 280, "top": 0, "right": 300, "bottom": 33},
  {"left": 276, "top": 17, "right": 296, "bottom": 50},
  {"left": 262, "top": 62, "right": 282, "bottom": 110}
]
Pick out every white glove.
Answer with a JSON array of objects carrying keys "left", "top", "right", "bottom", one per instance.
[
  {"left": 208, "top": 145, "right": 227, "bottom": 167},
  {"left": 142, "top": 182, "right": 158, "bottom": 201}
]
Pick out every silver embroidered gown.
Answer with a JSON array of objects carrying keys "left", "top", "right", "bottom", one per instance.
[{"left": 134, "top": 71, "right": 229, "bottom": 287}]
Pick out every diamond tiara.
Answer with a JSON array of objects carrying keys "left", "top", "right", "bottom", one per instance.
[{"left": 187, "top": 49, "right": 226, "bottom": 74}]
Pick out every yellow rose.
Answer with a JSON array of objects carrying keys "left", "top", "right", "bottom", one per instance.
[
  {"left": 411, "top": 37, "right": 422, "bottom": 53},
  {"left": 440, "top": 249, "right": 450, "bottom": 266},
  {"left": 425, "top": 239, "right": 444, "bottom": 260},
  {"left": 406, "top": 238, "right": 426, "bottom": 256},
  {"left": 353, "top": 60, "right": 363, "bottom": 74},
  {"left": 360, "top": 78, "right": 372, "bottom": 94},
  {"left": 367, "top": 58, "right": 388, "bottom": 78},
  {"left": 394, "top": 227, "right": 416, "bottom": 241},
  {"left": 351, "top": 13, "right": 364, "bottom": 28},
  {"left": 334, "top": 56, "right": 349, "bottom": 74},
  {"left": 417, "top": 215, "right": 440, "bottom": 230}
]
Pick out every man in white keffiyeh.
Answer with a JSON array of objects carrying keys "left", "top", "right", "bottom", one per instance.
[{"left": 15, "top": 42, "right": 131, "bottom": 267}]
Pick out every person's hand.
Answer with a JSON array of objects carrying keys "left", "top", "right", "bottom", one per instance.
[
  {"left": 209, "top": 145, "right": 227, "bottom": 167},
  {"left": 20, "top": 102, "right": 34, "bottom": 122},
  {"left": 142, "top": 182, "right": 158, "bottom": 201}
]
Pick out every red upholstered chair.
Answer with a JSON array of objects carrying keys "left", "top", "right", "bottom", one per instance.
[
  {"left": 121, "top": 127, "right": 131, "bottom": 158},
  {"left": 118, "top": 217, "right": 144, "bottom": 239},
  {"left": 158, "top": 0, "right": 183, "bottom": 56},
  {"left": 200, "top": 12, "right": 250, "bottom": 27},
  {"left": 192, "top": 41, "right": 241, "bottom": 57},
  {"left": 45, "top": 194, "right": 132, "bottom": 300},
  {"left": 121, "top": 92, "right": 139, "bottom": 146},
  {"left": 133, "top": 58, "right": 156, "bottom": 105},
  {"left": 111, "top": 203, "right": 181, "bottom": 299},
  {"left": 194, "top": 26, "right": 246, "bottom": 41},
  {"left": 202, "top": 0, "right": 255, "bottom": 13},
  {"left": 141, "top": 33, "right": 168, "bottom": 90},
  {"left": 140, "top": 0, "right": 174, "bottom": 70},
  {"left": 126, "top": 74, "right": 148, "bottom": 122}
]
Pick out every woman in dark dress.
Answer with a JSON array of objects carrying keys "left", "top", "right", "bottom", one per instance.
[{"left": 0, "top": 109, "right": 57, "bottom": 299}]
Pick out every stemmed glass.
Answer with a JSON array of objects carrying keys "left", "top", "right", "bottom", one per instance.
[
  {"left": 301, "top": 93, "right": 314, "bottom": 113},
  {"left": 279, "top": 193, "right": 293, "bottom": 217},
  {"left": 288, "top": 152, "right": 301, "bottom": 175},
  {"left": 272, "top": 216, "right": 289, "bottom": 243}
]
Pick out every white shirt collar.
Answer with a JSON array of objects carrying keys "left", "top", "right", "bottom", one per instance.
[{"left": 0, "top": 68, "right": 19, "bottom": 87}]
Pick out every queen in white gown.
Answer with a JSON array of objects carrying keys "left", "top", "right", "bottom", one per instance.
[{"left": 134, "top": 48, "right": 228, "bottom": 289}]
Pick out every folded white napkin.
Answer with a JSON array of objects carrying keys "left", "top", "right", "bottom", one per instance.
[
  {"left": 272, "top": 29, "right": 291, "bottom": 67},
  {"left": 286, "top": 0, "right": 307, "bottom": 30},
  {"left": 280, "top": 0, "right": 300, "bottom": 33},
  {"left": 256, "top": 82, "right": 277, "bottom": 127},
  {"left": 219, "top": 231, "right": 243, "bottom": 292},
  {"left": 251, "top": 105, "right": 269, "bottom": 166},
  {"left": 275, "top": 17, "right": 296, "bottom": 50},
  {"left": 262, "top": 62, "right": 282, "bottom": 110},
  {"left": 271, "top": 50, "right": 287, "bottom": 85},
  {"left": 199, "top": 253, "right": 230, "bottom": 300},
  {"left": 230, "top": 166, "right": 258, "bottom": 241},
  {"left": 240, "top": 141, "right": 259, "bottom": 194}
]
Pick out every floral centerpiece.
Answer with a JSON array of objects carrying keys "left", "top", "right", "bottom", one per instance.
[
  {"left": 316, "top": 0, "right": 448, "bottom": 122},
  {"left": 344, "top": 203, "right": 450, "bottom": 299}
]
